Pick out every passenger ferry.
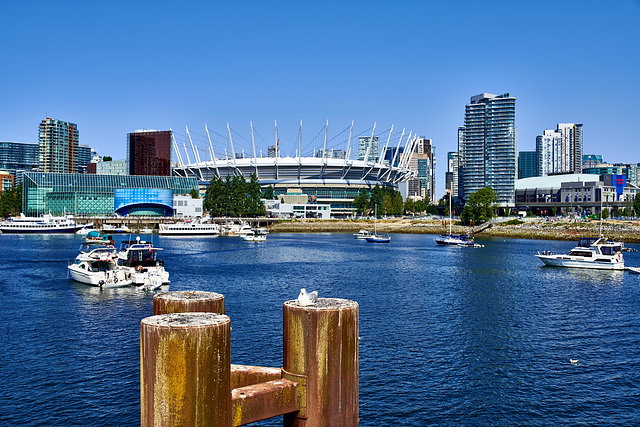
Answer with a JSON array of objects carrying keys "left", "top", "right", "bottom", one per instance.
[
  {"left": 158, "top": 221, "right": 220, "bottom": 235},
  {"left": 0, "top": 214, "right": 86, "bottom": 233}
]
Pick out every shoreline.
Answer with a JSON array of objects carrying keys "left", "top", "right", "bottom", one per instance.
[{"left": 269, "top": 218, "right": 640, "bottom": 243}]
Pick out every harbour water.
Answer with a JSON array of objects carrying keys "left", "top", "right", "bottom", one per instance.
[{"left": 1, "top": 233, "right": 639, "bottom": 425}]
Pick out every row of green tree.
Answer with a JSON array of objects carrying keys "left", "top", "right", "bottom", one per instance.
[
  {"left": 203, "top": 173, "right": 265, "bottom": 217},
  {"left": 352, "top": 185, "right": 404, "bottom": 216},
  {"left": 0, "top": 183, "right": 22, "bottom": 218}
]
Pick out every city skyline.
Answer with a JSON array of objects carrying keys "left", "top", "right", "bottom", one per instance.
[{"left": 1, "top": 1, "right": 638, "bottom": 197}]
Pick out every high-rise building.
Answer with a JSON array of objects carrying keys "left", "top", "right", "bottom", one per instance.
[
  {"left": 0, "top": 141, "right": 39, "bottom": 179},
  {"left": 406, "top": 137, "right": 436, "bottom": 202},
  {"left": 77, "top": 144, "right": 95, "bottom": 174},
  {"left": 458, "top": 93, "right": 517, "bottom": 206},
  {"left": 446, "top": 152, "right": 459, "bottom": 197},
  {"left": 358, "top": 136, "right": 379, "bottom": 162},
  {"left": 536, "top": 123, "right": 583, "bottom": 176},
  {"left": 518, "top": 151, "right": 537, "bottom": 179},
  {"left": 38, "top": 118, "right": 79, "bottom": 173},
  {"left": 127, "top": 130, "right": 172, "bottom": 176}
]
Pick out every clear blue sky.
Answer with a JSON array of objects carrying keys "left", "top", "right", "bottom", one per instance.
[{"left": 1, "top": 0, "right": 638, "bottom": 197}]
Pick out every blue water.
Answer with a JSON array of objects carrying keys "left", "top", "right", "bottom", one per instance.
[{"left": 1, "top": 233, "right": 639, "bottom": 426}]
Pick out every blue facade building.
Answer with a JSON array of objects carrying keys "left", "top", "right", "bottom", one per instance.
[{"left": 114, "top": 188, "right": 174, "bottom": 216}]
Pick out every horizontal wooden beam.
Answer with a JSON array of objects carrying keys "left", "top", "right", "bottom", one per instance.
[{"left": 232, "top": 379, "right": 300, "bottom": 426}]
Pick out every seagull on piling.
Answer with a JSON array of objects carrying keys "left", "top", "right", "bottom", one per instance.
[{"left": 297, "top": 288, "right": 318, "bottom": 306}]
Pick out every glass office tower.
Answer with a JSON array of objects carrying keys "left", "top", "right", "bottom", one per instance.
[{"left": 127, "top": 130, "right": 172, "bottom": 176}]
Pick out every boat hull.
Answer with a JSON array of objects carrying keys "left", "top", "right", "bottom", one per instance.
[
  {"left": 0, "top": 225, "right": 83, "bottom": 233},
  {"left": 535, "top": 255, "right": 625, "bottom": 270}
]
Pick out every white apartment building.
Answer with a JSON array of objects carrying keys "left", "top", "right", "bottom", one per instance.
[{"left": 536, "top": 123, "right": 583, "bottom": 176}]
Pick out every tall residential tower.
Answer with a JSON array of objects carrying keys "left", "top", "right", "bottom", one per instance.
[
  {"left": 458, "top": 93, "right": 517, "bottom": 206},
  {"left": 127, "top": 130, "right": 172, "bottom": 176},
  {"left": 536, "top": 123, "right": 583, "bottom": 176},
  {"left": 38, "top": 118, "right": 79, "bottom": 173}
]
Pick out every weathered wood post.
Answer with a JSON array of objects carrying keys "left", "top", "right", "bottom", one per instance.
[
  {"left": 140, "top": 312, "right": 231, "bottom": 426},
  {"left": 153, "top": 290, "right": 225, "bottom": 315},
  {"left": 282, "top": 298, "right": 359, "bottom": 426}
]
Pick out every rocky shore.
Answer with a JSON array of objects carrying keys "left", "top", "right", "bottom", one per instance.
[{"left": 269, "top": 218, "right": 640, "bottom": 243}]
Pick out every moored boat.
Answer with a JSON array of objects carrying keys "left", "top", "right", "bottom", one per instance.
[
  {"left": 243, "top": 229, "right": 267, "bottom": 242},
  {"left": 535, "top": 237, "right": 624, "bottom": 270},
  {"left": 354, "top": 230, "right": 373, "bottom": 239},
  {"left": 158, "top": 221, "right": 220, "bottom": 235},
  {"left": 116, "top": 237, "right": 170, "bottom": 285}
]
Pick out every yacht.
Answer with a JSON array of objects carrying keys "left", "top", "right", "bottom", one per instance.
[
  {"left": 243, "top": 229, "right": 267, "bottom": 242},
  {"left": 158, "top": 221, "right": 220, "bottom": 235},
  {"left": 535, "top": 237, "right": 624, "bottom": 270},
  {"left": 68, "top": 258, "right": 131, "bottom": 288},
  {"left": 0, "top": 214, "right": 85, "bottom": 234},
  {"left": 354, "top": 230, "right": 373, "bottom": 239},
  {"left": 222, "top": 221, "right": 252, "bottom": 236},
  {"left": 116, "top": 238, "right": 170, "bottom": 285}
]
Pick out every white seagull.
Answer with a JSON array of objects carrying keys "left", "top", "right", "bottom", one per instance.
[{"left": 297, "top": 288, "right": 318, "bottom": 306}]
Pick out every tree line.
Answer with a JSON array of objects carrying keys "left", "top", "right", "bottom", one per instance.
[
  {"left": 203, "top": 173, "right": 265, "bottom": 217},
  {"left": 0, "top": 183, "right": 22, "bottom": 218},
  {"left": 352, "top": 185, "right": 404, "bottom": 216}
]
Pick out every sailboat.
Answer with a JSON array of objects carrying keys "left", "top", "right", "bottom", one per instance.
[
  {"left": 366, "top": 205, "right": 391, "bottom": 243},
  {"left": 434, "top": 185, "right": 480, "bottom": 247}
]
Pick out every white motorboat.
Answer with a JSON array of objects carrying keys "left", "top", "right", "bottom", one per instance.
[
  {"left": 116, "top": 237, "right": 170, "bottom": 285},
  {"left": 76, "top": 244, "right": 118, "bottom": 262},
  {"left": 0, "top": 214, "right": 85, "bottom": 234},
  {"left": 68, "top": 258, "right": 130, "bottom": 287},
  {"left": 243, "top": 229, "right": 267, "bottom": 242},
  {"left": 354, "top": 230, "right": 373, "bottom": 239},
  {"left": 535, "top": 237, "right": 624, "bottom": 270},
  {"left": 627, "top": 266, "right": 640, "bottom": 274},
  {"left": 158, "top": 221, "right": 220, "bottom": 235},
  {"left": 137, "top": 273, "right": 164, "bottom": 292},
  {"left": 222, "top": 221, "right": 252, "bottom": 236}
]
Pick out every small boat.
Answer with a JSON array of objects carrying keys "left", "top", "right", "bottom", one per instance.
[
  {"left": 627, "top": 267, "right": 640, "bottom": 274},
  {"left": 435, "top": 184, "right": 482, "bottom": 247},
  {"left": 243, "top": 229, "right": 267, "bottom": 242},
  {"left": 75, "top": 223, "right": 95, "bottom": 235},
  {"left": 535, "top": 237, "right": 624, "bottom": 270},
  {"left": 137, "top": 274, "right": 164, "bottom": 292},
  {"left": 366, "top": 234, "right": 391, "bottom": 243},
  {"left": 354, "top": 230, "right": 373, "bottom": 239},
  {"left": 138, "top": 227, "right": 154, "bottom": 234},
  {"left": 83, "top": 230, "right": 115, "bottom": 245},
  {"left": 366, "top": 205, "right": 391, "bottom": 243},
  {"left": 0, "top": 214, "right": 86, "bottom": 234},
  {"left": 68, "top": 257, "right": 130, "bottom": 288}
]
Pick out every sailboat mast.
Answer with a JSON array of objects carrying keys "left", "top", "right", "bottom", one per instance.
[{"left": 449, "top": 182, "right": 453, "bottom": 235}]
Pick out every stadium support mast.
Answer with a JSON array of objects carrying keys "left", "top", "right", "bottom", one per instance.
[
  {"left": 377, "top": 125, "right": 394, "bottom": 179},
  {"left": 186, "top": 126, "right": 200, "bottom": 164},
  {"left": 298, "top": 119, "right": 303, "bottom": 179},
  {"left": 170, "top": 128, "right": 184, "bottom": 166},
  {"left": 347, "top": 120, "right": 354, "bottom": 160},
  {"left": 205, "top": 124, "right": 220, "bottom": 178},
  {"left": 226, "top": 123, "right": 238, "bottom": 173},
  {"left": 363, "top": 122, "right": 376, "bottom": 164},
  {"left": 250, "top": 122, "right": 258, "bottom": 177}
]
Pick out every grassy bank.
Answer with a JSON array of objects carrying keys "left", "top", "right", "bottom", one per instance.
[{"left": 269, "top": 218, "right": 640, "bottom": 243}]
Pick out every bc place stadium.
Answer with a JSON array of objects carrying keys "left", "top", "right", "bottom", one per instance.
[{"left": 172, "top": 121, "right": 435, "bottom": 217}]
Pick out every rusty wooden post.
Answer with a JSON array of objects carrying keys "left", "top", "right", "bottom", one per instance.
[
  {"left": 283, "top": 298, "right": 359, "bottom": 426},
  {"left": 153, "top": 290, "right": 225, "bottom": 315},
  {"left": 141, "top": 312, "right": 231, "bottom": 427}
]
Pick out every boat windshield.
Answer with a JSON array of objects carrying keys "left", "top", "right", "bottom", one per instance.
[
  {"left": 601, "top": 245, "right": 622, "bottom": 255},
  {"left": 120, "top": 248, "right": 164, "bottom": 267},
  {"left": 577, "top": 237, "right": 599, "bottom": 248}
]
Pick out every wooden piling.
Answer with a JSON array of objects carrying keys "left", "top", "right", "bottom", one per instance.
[
  {"left": 282, "top": 298, "right": 359, "bottom": 426},
  {"left": 153, "top": 290, "right": 225, "bottom": 315},
  {"left": 140, "top": 312, "right": 231, "bottom": 426}
]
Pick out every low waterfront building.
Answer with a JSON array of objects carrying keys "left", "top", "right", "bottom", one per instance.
[
  {"left": 172, "top": 194, "right": 203, "bottom": 218},
  {"left": 515, "top": 173, "right": 637, "bottom": 216},
  {"left": 0, "top": 170, "right": 14, "bottom": 192},
  {"left": 22, "top": 172, "right": 197, "bottom": 216},
  {"left": 263, "top": 199, "right": 331, "bottom": 219}
]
